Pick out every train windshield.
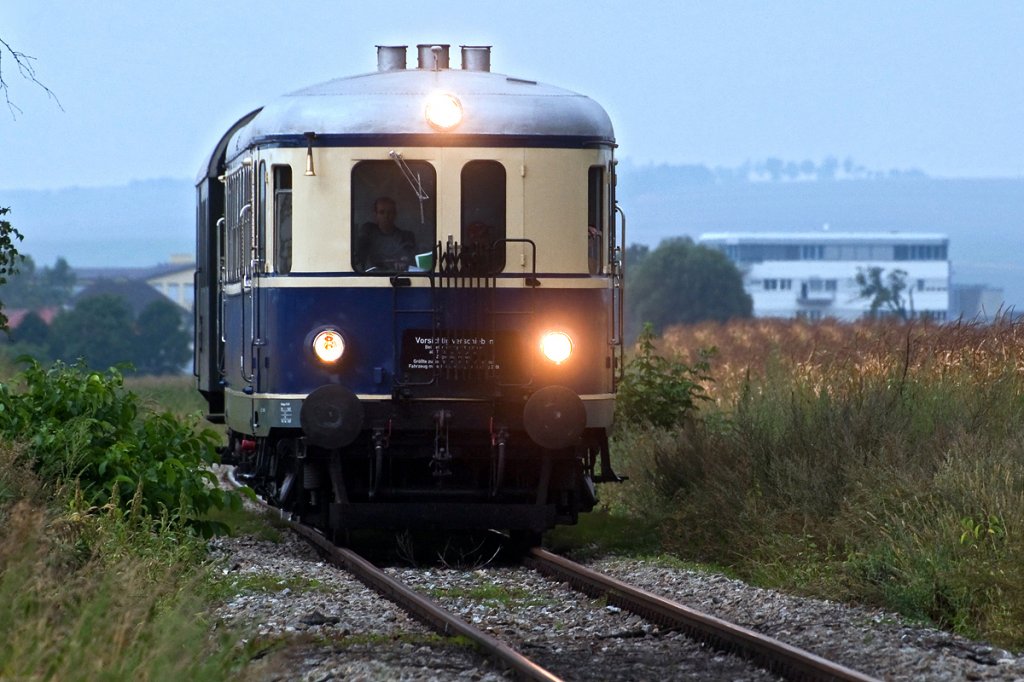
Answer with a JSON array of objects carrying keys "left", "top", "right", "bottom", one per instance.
[
  {"left": 351, "top": 160, "right": 437, "bottom": 273},
  {"left": 461, "top": 160, "right": 506, "bottom": 273}
]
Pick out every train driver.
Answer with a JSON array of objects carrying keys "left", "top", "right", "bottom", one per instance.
[{"left": 355, "top": 196, "right": 417, "bottom": 272}]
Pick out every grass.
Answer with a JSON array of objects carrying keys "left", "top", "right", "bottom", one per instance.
[
  {"left": 210, "top": 571, "right": 328, "bottom": 598},
  {"left": 203, "top": 501, "right": 287, "bottom": 543},
  {"left": 125, "top": 374, "right": 209, "bottom": 417},
  {"left": 427, "top": 583, "right": 551, "bottom": 607},
  {"left": 0, "top": 368, "right": 249, "bottom": 681},
  {"left": 239, "top": 630, "right": 481, "bottom": 679},
  {"left": 0, "top": 459, "right": 241, "bottom": 680},
  {"left": 5, "top": 321, "right": 1023, "bottom": 675},
  {"left": 605, "top": 316, "right": 1024, "bottom": 649},
  {"left": 545, "top": 506, "right": 664, "bottom": 560}
]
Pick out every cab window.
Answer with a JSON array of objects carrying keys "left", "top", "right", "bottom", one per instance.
[
  {"left": 460, "top": 160, "right": 506, "bottom": 273},
  {"left": 351, "top": 160, "right": 437, "bottom": 273}
]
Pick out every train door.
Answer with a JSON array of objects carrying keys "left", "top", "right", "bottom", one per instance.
[
  {"left": 240, "top": 157, "right": 267, "bottom": 410},
  {"left": 224, "top": 158, "right": 259, "bottom": 400},
  {"left": 247, "top": 159, "right": 267, "bottom": 402},
  {"left": 608, "top": 157, "right": 625, "bottom": 388}
]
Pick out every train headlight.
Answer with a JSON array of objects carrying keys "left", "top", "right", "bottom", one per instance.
[
  {"left": 312, "top": 329, "right": 345, "bottom": 364},
  {"left": 425, "top": 92, "right": 463, "bottom": 130},
  {"left": 540, "top": 331, "right": 573, "bottom": 365}
]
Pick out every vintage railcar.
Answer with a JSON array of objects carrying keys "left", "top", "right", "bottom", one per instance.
[{"left": 194, "top": 44, "right": 624, "bottom": 541}]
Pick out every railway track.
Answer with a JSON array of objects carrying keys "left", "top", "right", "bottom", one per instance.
[
  {"left": 525, "top": 548, "right": 877, "bottom": 682},
  {"left": 224, "top": 470, "right": 877, "bottom": 681},
  {"left": 284, "top": 518, "right": 560, "bottom": 681}
]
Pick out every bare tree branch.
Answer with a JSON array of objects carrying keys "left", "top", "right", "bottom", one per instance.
[{"left": 0, "top": 37, "right": 63, "bottom": 119}]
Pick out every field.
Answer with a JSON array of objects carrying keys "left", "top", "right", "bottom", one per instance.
[
  {"left": 123, "top": 374, "right": 209, "bottom": 416},
  {"left": 596, "top": 317, "right": 1024, "bottom": 649},
  {"left": 3, "top": 317, "right": 1022, "bottom": 672}
]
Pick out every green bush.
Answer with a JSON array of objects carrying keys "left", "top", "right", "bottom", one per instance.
[
  {"left": 616, "top": 324, "right": 713, "bottom": 430},
  {"left": 0, "top": 359, "right": 242, "bottom": 535}
]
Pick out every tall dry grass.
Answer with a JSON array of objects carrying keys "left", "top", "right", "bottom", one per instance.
[
  {"left": 661, "top": 316, "right": 1024, "bottom": 402},
  {"left": 611, "top": 316, "right": 1024, "bottom": 648},
  {"left": 0, "top": 442, "right": 239, "bottom": 680}
]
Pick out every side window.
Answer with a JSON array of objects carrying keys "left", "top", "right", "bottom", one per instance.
[
  {"left": 587, "top": 166, "right": 604, "bottom": 274},
  {"left": 225, "top": 174, "right": 237, "bottom": 282},
  {"left": 256, "top": 161, "right": 266, "bottom": 272},
  {"left": 225, "top": 164, "right": 252, "bottom": 283},
  {"left": 351, "top": 160, "right": 436, "bottom": 273},
  {"left": 273, "top": 165, "right": 292, "bottom": 274},
  {"left": 460, "top": 160, "right": 506, "bottom": 273}
]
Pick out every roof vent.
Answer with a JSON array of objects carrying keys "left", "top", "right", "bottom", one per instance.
[
  {"left": 376, "top": 45, "right": 407, "bottom": 71},
  {"left": 417, "top": 44, "right": 450, "bottom": 70},
  {"left": 460, "top": 45, "right": 491, "bottom": 72}
]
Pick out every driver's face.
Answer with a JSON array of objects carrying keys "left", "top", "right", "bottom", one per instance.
[{"left": 375, "top": 203, "right": 396, "bottom": 231}]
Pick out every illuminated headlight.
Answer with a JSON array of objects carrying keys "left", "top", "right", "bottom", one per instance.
[
  {"left": 425, "top": 92, "right": 463, "bottom": 130},
  {"left": 312, "top": 329, "right": 345, "bottom": 364},
  {"left": 540, "top": 331, "right": 573, "bottom": 365}
]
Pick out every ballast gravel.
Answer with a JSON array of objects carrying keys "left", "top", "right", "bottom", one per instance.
[{"left": 209, "top": 525, "right": 1024, "bottom": 681}]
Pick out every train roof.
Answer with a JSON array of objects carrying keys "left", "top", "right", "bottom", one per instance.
[{"left": 223, "top": 60, "right": 615, "bottom": 163}]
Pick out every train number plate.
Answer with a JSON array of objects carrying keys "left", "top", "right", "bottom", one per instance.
[{"left": 400, "top": 329, "right": 524, "bottom": 382}]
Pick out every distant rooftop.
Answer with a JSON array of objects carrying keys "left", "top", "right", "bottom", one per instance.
[
  {"left": 74, "top": 279, "right": 169, "bottom": 317},
  {"left": 73, "top": 256, "right": 194, "bottom": 283},
  {"left": 699, "top": 231, "right": 948, "bottom": 244}
]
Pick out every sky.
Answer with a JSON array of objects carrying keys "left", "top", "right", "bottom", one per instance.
[{"left": 1, "top": 1, "right": 1023, "bottom": 191}]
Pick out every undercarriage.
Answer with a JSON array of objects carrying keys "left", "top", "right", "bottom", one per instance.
[{"left": 226, "top": 418, "right": 614, "bottom": 541}]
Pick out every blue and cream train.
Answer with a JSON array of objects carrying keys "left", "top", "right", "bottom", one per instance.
[{"left": 194, "top": 44, "right": 624, "bottom": 541}]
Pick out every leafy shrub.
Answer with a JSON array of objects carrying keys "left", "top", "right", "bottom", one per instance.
[
  {"left": 0, "top": 359, "right": 242, "bottom": 535},
  {"left": 616, "top": 323, "right": 713, "bottom": 430}
]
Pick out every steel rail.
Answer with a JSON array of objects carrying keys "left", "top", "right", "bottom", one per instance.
[
  {"left": 222, "top": 469, "right": 562, "bottom": 681},
  {"left": 286, "top": 522, "right": 563, "bottom": 681},
  {"left": 526, "top": 547, "right": 880, "bottom": 682}
]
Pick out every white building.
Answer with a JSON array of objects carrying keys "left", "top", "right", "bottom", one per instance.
[
  {"left": 698, "top": 232, "right": 950, "bottom": 322},
  {"left": 950, "top": 284, "right": 1006, "bottom": 322}
]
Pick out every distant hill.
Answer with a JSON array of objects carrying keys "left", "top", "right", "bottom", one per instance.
[
  {"left": 2, "top": 168, "right": 1021, "bottom": 308},
  {"left": 2, "top": 178, "right": 195, "bottom": 269}
]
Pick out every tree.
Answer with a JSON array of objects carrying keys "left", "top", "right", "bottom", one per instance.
[
  {"left": 0, "top": 36, "right": 56, "bottom": 332},
  {"left": 12, "top": 310, "right": 49, "bottom": 348},
  {"left": 628, "top": 237, "right": 752, "bottom": 338},
  {"left": 133, "top": 298, "right": 191, "bottom": 375},
  {"left": 0, "top": 37, "right": 61, "bottom": 117},
  {"left": 39, "top": 257, "right": 75, "bottom": 306},
  {"left": 624, "top": 243, "right": 650, "bottom": 271},
  {"left": 0, "top": 207, "right": 25, "bottom": 332},
  {"left": 48, "top": 295, "right": 136, "bottom": 370},
  {"left": 3, "top": 255, "right": 76, "bottom": 308},
  {"left": 855, "top": 266, "right": 913, "bottom": 320},
  {"left": 46, "top": 295, "right": 192, "bottom": 375}
]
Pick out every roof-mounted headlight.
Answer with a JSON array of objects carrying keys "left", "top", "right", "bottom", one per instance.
[
  {"left": 312, "top": 329, "right": 345, "bottom": 364},
  {"left": 425, "top": 92, "right": 463, "bottom": 130}
]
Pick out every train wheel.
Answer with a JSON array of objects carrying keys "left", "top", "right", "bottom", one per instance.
[
  {"left": 506, "top": 529, "right": 543, "bottom": 554},
  {"left": 331, "top": 527, "right": 352, "bottom": 547}
]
